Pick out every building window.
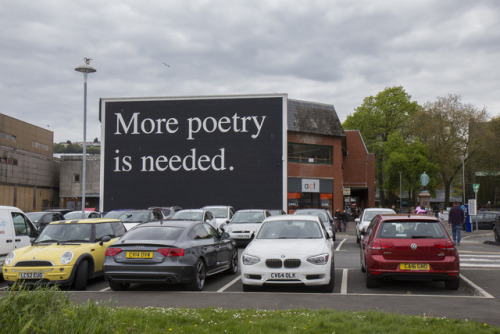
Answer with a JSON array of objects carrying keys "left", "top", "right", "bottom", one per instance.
[
  {"left": 73, "top": 174, "right": 80, "bottom": 183},
  {"left": 1, "top": 132, "right": 16, "bottom": 142},
  {"left": 32, "top": 141, "right": 49, "bottom": 151},
  {"left": 288, "top": 143, "right": 333, "bottom": 164},
  {"left": 0, "top": 158, "right": 17, "bottom": 165}
]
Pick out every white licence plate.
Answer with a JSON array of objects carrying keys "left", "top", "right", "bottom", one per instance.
[
  {"left": 271, "top": 272, "right": 296, "bottom": 279},
  {"left": 20, "top": 272, "right": 44, "bottom": 279},
  {"left": 233, "top": 234, "right": 249, "bottom": 239}
]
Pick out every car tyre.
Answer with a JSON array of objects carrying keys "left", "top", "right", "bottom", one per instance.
[
  {"left": 187, "top": 259, "right": 206, "bottom": 291},
  {"left": 365, "top": 268, "right": 378, "bottom": 288},
  {"left": 444, "top": 278, "right": 460, "bottom": 290},
  {"left": 109, "top": 281, "right": 130, "bottom": 291},
  {"left": 225, "top": 251, "right": 239, "bottom": 275},
  {"left": 73, "top": 260, "right": 88, "bottom": 291},
  {"left": 495, "top": 229, "right": 500, "bottom": 243}
]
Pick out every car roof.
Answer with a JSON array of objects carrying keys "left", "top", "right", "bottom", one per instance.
[
  {"left": 378, "top": 214, "right": 440, "bottom": 222},
  {"left": 49, "top": 218, "right": 121, "bottom": 225},
  {"left": 264, "top": 214, "right": 321, "bottom": 222},
  {"left": 137, "top": 220, "right": 203, "bottom": 228},
  {"left": 203, "top": 205, "right": 232, "bottom": 208},
  {"left": 177, "top": 209, "right": 204, "bottom": 212},
  {"left": 235, "top": 209, "right": 267, "bottom": 213}
]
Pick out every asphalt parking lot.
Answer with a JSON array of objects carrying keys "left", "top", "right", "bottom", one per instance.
[{"left": 2, "top": 221, "right": 500, "bottom": 326}]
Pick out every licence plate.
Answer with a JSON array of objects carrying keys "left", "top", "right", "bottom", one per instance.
[
  {"left": 126, "top": 251, "right": 153, "bottom": 259},
  {"left": 233, "top": 234, "right": 249, "bottom": 239},
  {"left": 400, "top": 263, "right": 429, "bottom": 271},
  {"left": 20, "top": 272, "right": 44, "bottom": 279},
  {"left": 271, "top": 272, "right": 296, "bottom": 279}
]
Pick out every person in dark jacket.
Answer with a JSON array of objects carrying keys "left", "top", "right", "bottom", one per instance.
[{"left": 448, "top": 201, "right": 464, "bottom": 245}]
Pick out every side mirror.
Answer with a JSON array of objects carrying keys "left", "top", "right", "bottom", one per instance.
[
  {"left": 355, "top": 218, "right": 360, "bottom": 223},
  {"left": 221, "top": 232, "right": 230, "bottom": 239},
  {"left": 99, "top": 235, "right": 112, "bottom": 246},
  {"left": 326, "top": 230, "right": 333, "bottom": 239}
]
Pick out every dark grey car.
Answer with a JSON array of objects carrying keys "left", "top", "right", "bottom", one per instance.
[{"left": 103, "top": 220, "right": 238, "bottom": 291}]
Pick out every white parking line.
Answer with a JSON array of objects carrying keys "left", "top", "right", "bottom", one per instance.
[
  {"left": 335, "top": 238, "right": 347, "bottom": 251},
  {"left": 100, "top": 287, "right": 111, "bottom": 292},
  {"left": 460, "top": 274, "right": 494, "bottom": 299},
  {"left": 217, "top": 275, "right": 241, "bottom": 292},
  {"left": 340, "top": 269, "right": 348, "bottom": 294}
]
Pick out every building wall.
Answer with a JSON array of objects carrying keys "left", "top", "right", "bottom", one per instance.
[
  {"left": 0, "top": 114, "right": 60, "bottom": 212},
  {"left": 342, "top": 130, "right": 375, "bottom": 208},
  {"left": 59, "top": 154, "right": 100, "bottom": 210},
  {"left": 287, "top": 131, "right": 344, "bottom": 212}
]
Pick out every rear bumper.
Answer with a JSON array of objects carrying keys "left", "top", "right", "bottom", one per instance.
[{"left": 104, "top": 263, "right": 195, "bottom": 285}]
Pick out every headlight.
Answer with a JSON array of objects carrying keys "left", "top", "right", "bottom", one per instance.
[
  {"left": 60, "top": 251, "right": 74, "bottom": 265},
  {"left": 242, "top": 254, "right": 260, "bottom": 265},
  {"left": 4, "top": 252, "right": 15, "bottom": 266},
  {"left": 307, "top": 253, "right": 329, "bottom": 265}
]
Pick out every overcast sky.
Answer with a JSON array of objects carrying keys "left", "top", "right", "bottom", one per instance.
[{"left": 1, "top": 0, "right": 499, "bottom": 143}]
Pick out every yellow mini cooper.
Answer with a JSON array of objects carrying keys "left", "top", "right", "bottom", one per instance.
[{"left": 2, "top": 218, "right": 126, "bottom": 290}]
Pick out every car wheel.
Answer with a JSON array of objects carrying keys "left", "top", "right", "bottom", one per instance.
[
  {"left": 356, "top": 234, "right": 360, "bottom": 244},
  {"left": 332, "top": 231, "right": 336, "bottom": 242},
  {"left": 360, "top": 256, "right": 366, "bottom": 273},
  {"left": 444, "top": 278, "right": 460, "bottom": 290},
  {"left": 109, "top": 281, "right": 130, "bottom": 291},
  {"left": 188, "top": 259, "right": 206, "bottom": 291},
  {"left": 495, "top": 229, "right": 500, "bottom": 243},
  {"left": 365, "top": 267, "right": 378, "bottom": 289},
  {"left": 73, "top": 260, "right": 89, "bottom": 291},
  {"left": 225, "top": 251, "right": 239, "bottom": 275}
]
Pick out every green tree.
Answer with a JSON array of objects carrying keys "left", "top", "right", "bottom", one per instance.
[
  {"left": 411, "top": 94, "right": 488, "bottom": 206},
  {"left": 343, "top": 86, "right": 421, "bottom": 206},
  {"left": 383, "top": 133, "right": 437, "bottom": 207}
]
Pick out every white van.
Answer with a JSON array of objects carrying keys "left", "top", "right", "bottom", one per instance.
[{"left": 0, "top": 206, "right": 39, "bottom": 268}]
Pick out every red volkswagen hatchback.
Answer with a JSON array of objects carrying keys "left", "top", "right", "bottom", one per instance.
[{"left": 360, "top": 214, "right": 460, "bottom": 290}]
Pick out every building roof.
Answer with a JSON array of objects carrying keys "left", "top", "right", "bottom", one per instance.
[{"left": 287, "top": 99, "right": 345, "bottom": 137}]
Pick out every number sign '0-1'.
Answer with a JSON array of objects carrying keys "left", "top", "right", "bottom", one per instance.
[{"left": 100, "top": 95, "right": 287, "bottom": 212}]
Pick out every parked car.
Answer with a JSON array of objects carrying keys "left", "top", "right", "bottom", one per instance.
[
  {"left": 202, "top": 205, "right": 235, "bottom": 229},
  {"left": 103, "top": 209, "right": 134, "bottom": 219},
  {"left": 360, "top": 214, "right": 459, "bottom": 290},
  {"left": 103, "top": 220, "right": 238, "bottom": 291},
  {"left": 240, "top": 214, "right": 335, "bottom": 292},
  {"left": 355, "top": 208, "right": 396, "bottom": 243},
  {"left": 2, "top": 218, "right": 126, "bottom": 290},
  {"left": 221, "top": 209, "right": 271, "bottom": 247},
  {"left": 268, "top": 209, "right": 286, "bottom": 216},
  {"left": 117, "top": 209, "right": 164, "bottom": 230},
  {"left": 172, "top": 209, "right": 217, "bottom": 229},
  {"left": 469, "top": 211, "right": 500, "bottom": 230},
  {"left": 0, "top": 206, "right": 39, "bottom": 269},
  {"left": 26, "top": 211, "right": 65, "bottom": 230},
  {"left": 292, "top": 208, "right": 336, "bottom": 241},
  {"left": 494, "top": 218, "right": 500, "bottom": 243},
  {"left": 64, "top": 210, "right": 102, "bottom": 220}
]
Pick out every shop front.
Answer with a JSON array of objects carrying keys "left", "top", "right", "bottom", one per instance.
[{"left": 287, "top": 178, "right": 334, "bottom": 214}]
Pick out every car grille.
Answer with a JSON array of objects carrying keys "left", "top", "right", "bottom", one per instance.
[
  {"left": 15, "top": 261, "right": 53, "bottom": 267},
  {"left": 265, "top": 259, "right": 301, "bottom": 269}
]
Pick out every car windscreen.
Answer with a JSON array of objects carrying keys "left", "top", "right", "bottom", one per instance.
[
  {"left": 118, "top": 212, "right": 150, "bottom": 222},
  {"left": 26, "top": 212, "right": 45, "bottom": 222},
  {"left": 172, "top": 212, "right": 203, "bottom": 220},
  {"left": 377, "top": 221, "right": 446, "bottom": 239},
  {"left": 363, "top": 210, "right": 392, "bottom": 221},
  {"left": 35, "top": 223, "right": 93, "bottom": 243},
  {"left": 104, "top": 211, "right": 126, "bottom": 219},
  {"left": 121, "top": 226, "right": 184, "bottom": 241},
  {"left": 231, "top": 212, "right": 265, "bottom": 224},
  {"left": 256, "top": 220, "right": 323, "bottom": 239},
  {"left": 205, "top": 208, "right": 227, "bottom": 218},
  {"left": 64, "top": 212, "right": 86, "bottom": 220},
  {"left": 293, "top": 210, "right": 328, "bottom": 222}
]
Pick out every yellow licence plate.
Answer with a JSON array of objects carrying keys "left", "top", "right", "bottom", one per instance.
[
  {"left": 126, "top": 251, "right": 153, "bottom": 259},
  {"left": 400, "top": 263, "right": 429, "bottom": 271}
]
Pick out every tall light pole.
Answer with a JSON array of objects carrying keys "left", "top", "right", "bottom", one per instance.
[
  {"left": 75, "top": 58, "right": 96, "bottom": 215},
  {"left": 462, "top": 156, "right": 465, "bottom": 205},
  {"left": 399, "top": 171, "right": 402, "bottom": 212}
]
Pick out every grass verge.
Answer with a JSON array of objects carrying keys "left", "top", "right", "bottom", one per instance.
[{"left": 1, "top": 286, "right": 499, "bottom": 333}]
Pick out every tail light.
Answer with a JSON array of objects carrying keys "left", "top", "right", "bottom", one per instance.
[
  {"left": 158, "top": 248, "right": 185, "bottom": 257},
  {"left": 105, "top": 248, "right": 122, "bottom": 256},
  {"left": 434, "top": 241, "right": 455, "bottom": 250},
  {"left": 370, "top": 241, "right": 394, "bottom": 250}
]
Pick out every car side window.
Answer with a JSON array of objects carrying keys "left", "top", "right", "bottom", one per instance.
[
  {"left": 191, "top": 224, "right": 211, "bottom": 239},
  {"left": 95, "top": 223, "right": 114, "bottom": 240},
  {"left": 12, "top": 213, "right": 35, "bottom": 237},
  {"left": 111, "top": 222, "right": 126, "bottom": 237},
  {"left": 201, "top": 223, "right": 219, "bottom": 238},
  {"left": 205, "top": 212, "right": 214, "bottom": 221},
  {"left": 152, "top": 211, "right": 163, "bottom": 220},
  {"left": 365, "top": 218, "right": 378, "bottom": 237}
]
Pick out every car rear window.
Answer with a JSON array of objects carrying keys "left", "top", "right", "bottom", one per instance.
[
  {"left": 377, "top": 221, "right": 446, "bottom": 239},
  {"left": 121, "top": 226, "right": 184, "bottom": 241},
  {"left": 256, "top": 220, "right": 323, "bottom": 239}
]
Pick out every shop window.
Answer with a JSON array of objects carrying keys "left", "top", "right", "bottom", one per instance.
[{"left": 288, "top": 143, "right": 332, "bottom": 164}]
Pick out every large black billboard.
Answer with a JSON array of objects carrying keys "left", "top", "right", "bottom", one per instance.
[{"left": 100, "top": 95, "right": 287, "bottom": 212}]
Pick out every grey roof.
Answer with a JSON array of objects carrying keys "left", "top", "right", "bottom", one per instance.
[{"left": 288, "top": 99, "right": 345, "bottom": 137}]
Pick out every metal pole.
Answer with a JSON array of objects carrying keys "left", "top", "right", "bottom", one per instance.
[
  {"left": 462, "top": 157, "right": 465, "bottom": 205},
  {"left": 399, "top": 171, "right": 402, "bottom": 212},
  {"left": 82, "top": 73, "right": 87, "bottom": 215}
]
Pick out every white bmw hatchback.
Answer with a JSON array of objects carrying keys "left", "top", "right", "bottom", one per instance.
[{"left": 240, "top": 215, "right": 335, "bottom": 292}]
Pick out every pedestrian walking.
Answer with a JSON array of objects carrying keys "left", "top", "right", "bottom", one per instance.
[
  {"left": 448, "top": 201, "right": 464, "bottom": 246},
  {"left": 341, "top": 210, "right": 349, "bottom": 232},
  {"left": 433, "top": 203, "right": 440, "bottom": 219},
  {"left": 334, "top": 209, "right": 342, "bottom": 232}
]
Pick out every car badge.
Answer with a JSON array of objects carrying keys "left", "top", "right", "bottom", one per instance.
[
  {"left": 281, "top": 254, "right": 286, "bottom": 258},
  {"left": 410, "top": 243, "right": 417, "bottom": 250}
]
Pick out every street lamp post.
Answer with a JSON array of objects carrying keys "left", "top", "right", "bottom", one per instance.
[{"left": 75, "top": 58, "right": 96, "bottom": 215}]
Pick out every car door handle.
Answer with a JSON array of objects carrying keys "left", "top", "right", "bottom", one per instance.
[
  {"left": 6, "top": 239, "right": 13, "bottom": 243},
  {"left": 15, "top": 239, "right": 21, "bottom": 242}
]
